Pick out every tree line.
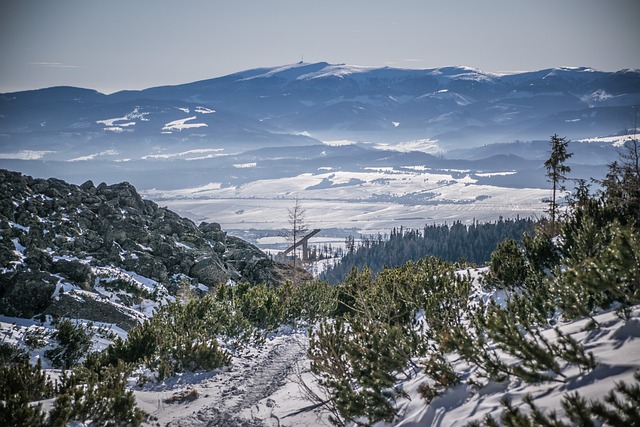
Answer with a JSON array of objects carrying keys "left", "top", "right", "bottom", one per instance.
[{"left": 320, "top": 217, "right": 535, "bottom": 284}]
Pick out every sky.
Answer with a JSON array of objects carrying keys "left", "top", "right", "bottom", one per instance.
[{"left": 1, "top": 0, "right": 639, "bottom": 94}]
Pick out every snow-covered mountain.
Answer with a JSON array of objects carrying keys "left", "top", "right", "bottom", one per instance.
[
  {"left": 0, "top": 62, "right": 636, "bottom": 247},
  {"left": 1, "top": 62, "right": 638, "bottom": 158}
]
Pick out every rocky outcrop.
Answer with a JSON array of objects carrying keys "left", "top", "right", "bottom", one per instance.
[{"left": 0, "top": 169, "right": 288, "bottom": 319}]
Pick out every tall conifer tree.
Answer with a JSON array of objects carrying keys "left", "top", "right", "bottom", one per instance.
[{"left": 545, "top": 134, "right": 572, "bottom": 235}]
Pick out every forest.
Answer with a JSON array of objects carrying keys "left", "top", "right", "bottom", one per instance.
[{"left": 321, "top": 217, "right": 536, "bottom": 284}]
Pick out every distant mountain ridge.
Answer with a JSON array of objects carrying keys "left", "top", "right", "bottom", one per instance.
[{"left": 1, "top": 62, "right": 638, "bottom": 161}]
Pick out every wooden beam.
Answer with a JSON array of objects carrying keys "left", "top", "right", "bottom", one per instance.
[{"left": 282, "top": 229, "right": 321, "bottom": 257}]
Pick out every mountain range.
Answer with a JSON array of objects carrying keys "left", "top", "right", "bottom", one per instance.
[
  {"left": 2, "top": 62, "right": 639, "bottom": 161},
  {"left": 1, "top": 62, "right": 638, "bottom": 244}
]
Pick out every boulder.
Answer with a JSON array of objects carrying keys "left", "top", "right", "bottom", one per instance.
[
  {"left": 52, "top": 259, "right": 94, "bottom": 289},
  {"left": 189, "top": 256, "right": 231, "bottom": 287}
]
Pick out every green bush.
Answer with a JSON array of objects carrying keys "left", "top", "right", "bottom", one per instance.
[
  {"left": 48, "top": 361, "right": 145, "bottom": 427},
  {"left": 91, "top": 295, "right": 234, "bottom": 380},
  {"left": 0, "top": 348, "right": 54, "bottom": 427},
  {"left": 488, "top": 239, "right": 528, "bottom": 291},
  {"left": 45, "top": 318, "right": 93, "bottom": 369},
  {"left": 308, "top": 258, "right": 469, "bottom": 425},
  {"left": 0, "top": 394, "right": 46, "bottom": 427}
]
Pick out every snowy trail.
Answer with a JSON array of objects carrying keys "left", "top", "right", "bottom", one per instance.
[
  {"left": 137, "top": 332, "right": 312, "bottom": 427},
  {"left": 136, "top": 306, "right": 640, "bottom": 427}
]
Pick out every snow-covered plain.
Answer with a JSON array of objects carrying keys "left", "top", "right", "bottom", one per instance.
[{"left": 143, "top": 166, "right": 548, "bottom": 251}]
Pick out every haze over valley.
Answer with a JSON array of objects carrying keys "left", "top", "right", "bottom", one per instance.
[{"left": 1, "top": 62, "right": 637, "bottom": 249}]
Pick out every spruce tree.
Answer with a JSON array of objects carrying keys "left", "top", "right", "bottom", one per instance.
[
  {"left": 544, "top": 134, "right": 572, "bottom": 235},
  {"left": 601, "top": 137, "right": 640, "bottom": 226}
]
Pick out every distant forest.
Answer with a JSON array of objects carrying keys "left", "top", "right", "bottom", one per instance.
[{"left": 320, "top": 217, "right": 536, "bottom": 284}]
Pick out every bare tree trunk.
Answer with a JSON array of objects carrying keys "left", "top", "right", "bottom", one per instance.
[{"left": 288, "top": 197, "right": 308, "bottom": 283}]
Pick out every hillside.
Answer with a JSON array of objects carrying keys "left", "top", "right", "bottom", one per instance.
[{"left": 0, "top": 169, "right": 292, "bottom": 328}]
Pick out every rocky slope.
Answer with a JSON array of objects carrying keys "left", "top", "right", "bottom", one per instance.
[{"left": 0, "top": 169, "right": 289, "bottom": 327}]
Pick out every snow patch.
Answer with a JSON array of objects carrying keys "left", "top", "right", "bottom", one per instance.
[
  {"left": 162, "top": 116, "right": 208, "bottom": 132},
  {"left": 0, "top": 150, "right": 55, "bottom": 160},
  {"left": 67, "top": 150, "right": 118, "bottom": 162},
  {"left": 372, "top": 139, "right": 442, "bottom": 154},
  {"left": 322, "top": 139, "right": 357, "bottom": 146},
  {"left": 475, "top": 171, "right": 517, "bottom": 177},
  {"left": 233, "top": 162, "right": 257, "bottom": 168},
  {"left": 141, "top": 148, "right": 224, "bottom": 160},
  {"left": 97, "top": 108, "right": 149, "bottom": 133},
  {"left": 195, "top": 106, "right": 215, "bottom": 114}
]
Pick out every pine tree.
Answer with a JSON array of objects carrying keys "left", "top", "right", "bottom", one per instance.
[
  {"left": 544, "top": 134, "right": 572, "bottom": 235},
  {"left": 601, "top": 137, "right": 640, "bottom": 226},
  {"left": 45, "top": 319, "right": 93, "bottom": 369},
  {"left": 590, "top": 371, "right": 640, "bottom": 425}
]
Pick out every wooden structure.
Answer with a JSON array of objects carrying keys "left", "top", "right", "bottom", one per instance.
[{"left": 281, "top": 229, "right": 321, "bottom": 261}]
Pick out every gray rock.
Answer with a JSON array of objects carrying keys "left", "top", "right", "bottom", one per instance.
[
  {"left": 189, "top": 256, "right": 232, "bottom": 287},
  {"left": 52, "top": 259, "right": 94, "bottom": 289},
  {"left": 0, "top": 168, "right": 292, "bottom": 319}
]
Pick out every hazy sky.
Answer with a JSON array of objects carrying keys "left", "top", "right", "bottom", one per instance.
[{"left": 1, "top": 0, "right": 639, "bottom": 94}]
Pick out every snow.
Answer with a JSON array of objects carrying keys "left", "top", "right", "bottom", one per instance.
[
  {"left": 233, "top": 162, "right": 257, "bottom": 168},
  {"left": 0, "top": 150, "right": 55, "bottom": 160},
  {"left": 67, "top": 149, "right": 118, "bottom": 162},
  {"left": 51, "top": 277, "right": 80, "bottom": 300},
  {"left": 162, "top": 116, "right": 208, "bottom": 132},
  {"left": 126, "top": 302, "right": 640, "bottom": 426},
  {"left": 175, "top": 242, "right": 193, "bottom": 250},
  {"left": 582, "top": 89, "right": 614, "bottom": 103},
  {"left": 475, "top": 171, "right": 516, "bottom": 177},
  {"left": 143, "top": 165, "right": 546, "bottom": 236},
  {"left": 141, "top": 148, "right": 225, "bottom": 160},
  {"left": 97, "top": 116, "right": 129, "bottom": 127},
  {"left": 1, "top": 314, "right": 127, "bottom": 369},
  {"left": 322, "top": 139, "right": 358, "bottom": 146},
  {"left": 577, "top": 132, "right": 638, "bottom": 147},
  {"left": 238, "top": 62, "right": 320, "bottom": 81},
  {"left": 134, "top": 330, "right": 313, "bottom": 426},
  {"left": 396, "top": 307, "right": 640, "bottom": 427},
  {"left": 417, "top": 90, "right": 473, "bottom": 106},
  {"left": 11, "top": 237, "right": 26, "bottom": 253},
  {"left": 96, "top": 107, "right": 149, "bottom": 129},
  {"left": 195, "top": 106, "right": 215, "bottom": 114},
  {"left": 3, "top": 249, "right": 637, "bottom": 427},
  {"left": 0, "top": 316, "right": 52, "bottom": 367},
  {"left": 102, "top": 126, "right": 125, "bottom": 133},
  {"left": 298, "top": 64, "right": 376, "bottom": 80},
  {"left": 372, "top": 138, "right": 442, "bottom": 154}
]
